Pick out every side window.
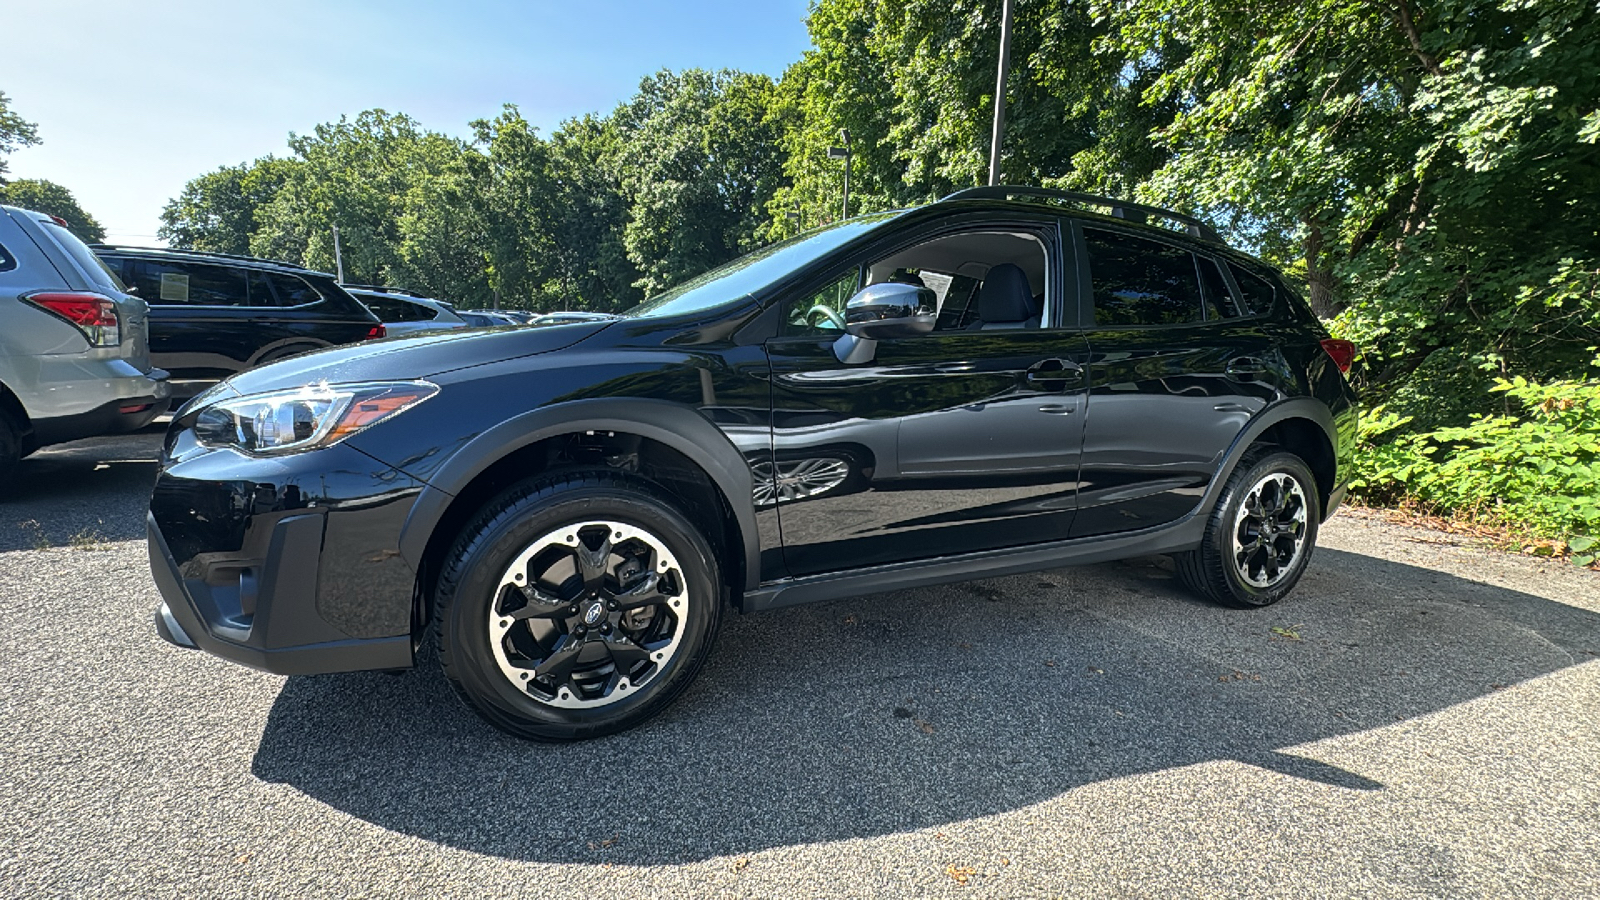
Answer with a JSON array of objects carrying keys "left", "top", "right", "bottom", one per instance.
[
  {"left": 265, "top": 272, "right": 323, "bottom": 307},
  {"left": 398, "top": 299, "right": 439, "bottom": 322},
  {"left": 0, "top": 243, "right": 15, "bottom": 273},
  {"left": 783, "top": 268, "right": 860, "bottom": 336},
  {"left": 358, "top": 294, "right": 405, "bottom": 320},
  {"left": 132, "top": 260, "right": 247, "bottom": 306},
  {"left": 1084, "top": 228, "right": 1203, "bottom": 327},
  {"left": 1197, "top": 256, "right": 1244, "bottom": 319},
  {"left": 1228, "top": 263, "right": 1277, "bottom": 316}
]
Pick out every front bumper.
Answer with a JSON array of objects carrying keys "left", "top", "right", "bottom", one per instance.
[{"left": 146, "top": 440, "right": 424, "bottom": 675}]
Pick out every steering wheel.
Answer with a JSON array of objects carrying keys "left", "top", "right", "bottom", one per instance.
[{"left": 805, "top": 304, "right": 846, "bottom": 330}]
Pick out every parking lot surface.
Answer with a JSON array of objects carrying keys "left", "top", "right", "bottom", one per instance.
[{"left": 3, "top": 431, "right": 1598, "bottom": 898}]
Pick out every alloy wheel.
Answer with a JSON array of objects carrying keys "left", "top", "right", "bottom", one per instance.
[
  {"left": 488, "top": 520, "right": 689, "bottom": 709},
  {"left": 1230, "top": 472, "right": 1309, "bottom": 588}
]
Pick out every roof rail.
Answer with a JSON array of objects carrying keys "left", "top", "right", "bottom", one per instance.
[
  {"left": 341, "top": 283, "right": 427, "bottom": 298},
  {"left": 939, "top": 186, "right": 1224, "bottom": 244},
  {"left": 88, "top": 243, "right": 321, "bottom": 271}
]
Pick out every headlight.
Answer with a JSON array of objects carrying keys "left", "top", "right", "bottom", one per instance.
[{"left": 192, "top": 381, "right": 438, "bottom": 456}]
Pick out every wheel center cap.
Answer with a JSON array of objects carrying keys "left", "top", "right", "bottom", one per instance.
[{"left": 583, "top": 600, "right": 606, "bottom": 626}]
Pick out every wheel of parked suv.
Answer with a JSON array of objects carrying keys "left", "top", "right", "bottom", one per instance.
[
  {"left": 0, "top": 411, "right": 21, "bottom": 490},
  {"left": 1175, "top": 449, "right": 1320, "bottom": 609},
  {"left": 434, "top": 470, "right": 722, "bottom": 741}
]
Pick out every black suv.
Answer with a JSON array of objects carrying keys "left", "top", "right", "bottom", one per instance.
[
  {"left": 147, "top": 188, "right": 1358, "bottom": 741},
  {"left": 92, "top": 246, "right": 385, "bottom": 397}
]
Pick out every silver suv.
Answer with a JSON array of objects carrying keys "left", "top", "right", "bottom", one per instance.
[{"left": 0, "top": 205, "right": 170, "bottom": 486}]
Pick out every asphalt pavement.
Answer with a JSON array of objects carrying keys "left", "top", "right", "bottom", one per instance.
[{"left": 2, "top": 430, "right": 1597, "bottom": 898}]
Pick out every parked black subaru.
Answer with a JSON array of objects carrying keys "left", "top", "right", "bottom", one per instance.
[
  {"left": 148, "top": 188, "right": 1358, "bottom": 741},
  {"left": 93, "top": 246, "right": 385, "bottom": 398}
]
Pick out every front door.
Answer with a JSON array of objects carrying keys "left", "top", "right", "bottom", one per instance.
[{"left": 763, "top": 221, "right": 1089, "bottom": 578}]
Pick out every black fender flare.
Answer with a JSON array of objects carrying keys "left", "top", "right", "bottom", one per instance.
[
  {"left": 396, "top": 397, "right": 760, "bottom": 591},
  {"left": 1199, "top": 397, "right": 1338, "bottom": 521}
]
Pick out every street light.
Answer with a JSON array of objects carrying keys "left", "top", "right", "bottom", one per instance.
[
  {"left": 827, "top": 128, "right": 852, "bottom": 220},
  {"left": 988, "top": 0, "right": 1014, "bottom": 186}
]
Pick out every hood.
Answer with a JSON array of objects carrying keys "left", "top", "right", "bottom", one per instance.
[{"left": 220, "top": 320, "right": 614, "bottom": 396}]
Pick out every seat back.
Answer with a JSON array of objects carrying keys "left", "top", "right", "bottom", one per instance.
[{"left": 965, "top": 263, "right": 1040, "bottom": 330}]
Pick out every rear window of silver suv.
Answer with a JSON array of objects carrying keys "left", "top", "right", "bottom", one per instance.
[{"left": 37, "top": 219, "right": 126, "bottom": 294}]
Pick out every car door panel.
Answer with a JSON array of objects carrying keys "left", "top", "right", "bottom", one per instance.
[{"left": 766, "top": 329, "right": 1089, "bottom": 577}]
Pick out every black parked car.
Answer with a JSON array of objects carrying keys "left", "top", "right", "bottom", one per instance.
[
  {"left": 93, "top": 246, "right": 385, "bottom": 397},
  {"left": 147, "top": 187, "right": 1358, "bottom": 741}
]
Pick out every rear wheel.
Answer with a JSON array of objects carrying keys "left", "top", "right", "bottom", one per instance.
[
  {"left": 0, "top": 411, "right": 21, "bottom": 492},
  {"left": 1176, "top": 449, "right": 1320, "bottom": 609},
  {"left": 434, "top": 471, "right": 721, "bottom": 741}
]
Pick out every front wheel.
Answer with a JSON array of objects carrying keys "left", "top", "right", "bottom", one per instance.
[
  {"left": 1175, "top": 449, "right": 1320, "bottom": 609},
  {"left": 434, "top": 471, "right": 722, "bottom": 741}
]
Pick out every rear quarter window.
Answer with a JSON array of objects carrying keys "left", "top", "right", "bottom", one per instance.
[
  {"left": 39, "top": 221, "right": 125, "bottom": 293},
  {"left": 0, "top": 243, "right": 15, "bottom": 273},
  {"left": 1227, "top": 262, "right": 1279, "bottom": 316}
]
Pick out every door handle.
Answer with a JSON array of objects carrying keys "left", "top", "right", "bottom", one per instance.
[
  {"left": 1037, "top": 403, "right": 1075, "bottom": 415},
  {"left": 1225, "top": 357, "right": 1268, "bottom": 379}
]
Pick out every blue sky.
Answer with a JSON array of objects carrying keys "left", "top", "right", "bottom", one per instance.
[{"left": 3, "top": 0, "right": 813, "bottom": 244}]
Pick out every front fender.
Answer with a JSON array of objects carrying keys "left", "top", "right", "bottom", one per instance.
[{"left": 393, "top": 397, "right": 761, "bottom": 591}]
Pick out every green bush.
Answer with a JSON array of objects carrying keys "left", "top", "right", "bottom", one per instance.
[{"left": 1348, "top": 356, "right": 1600, "bottom": 566}]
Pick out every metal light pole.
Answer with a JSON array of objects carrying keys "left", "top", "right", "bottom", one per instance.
[
  {"left": 988, "top": 0, "right": 1014, "bottom": 186},
  {"left": 827, "top": 128, "right": 852, "bottom": 220},
  {"left": 331, "top": 224, "right": 346, "bottom": 282}
]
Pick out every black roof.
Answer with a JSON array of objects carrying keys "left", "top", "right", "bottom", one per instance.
[{"left": 89, "top": 244, "right": 336, "bottom": 277}]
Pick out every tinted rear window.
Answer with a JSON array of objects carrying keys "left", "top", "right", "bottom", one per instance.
[
  {"left": 1197, "top": 257, "right": 1244, "bottom": 319},
  {"left": 40, "top": 221, "right": 124, "bottom": 292},
  {"left": 0, "top": 243, "right": 14, "bottom": 273},
  {"left": 264, "top": 272, "right": 323, "bottom": 307},
  {"left": 127, "top": 259, "right": 248, "bottom": 306},
  {"left": 1084, "top": 228, "right": 1204, "bottom": 327},
  {"left": 1228, "top": 263, "right": 1277, "bottom": 316}
]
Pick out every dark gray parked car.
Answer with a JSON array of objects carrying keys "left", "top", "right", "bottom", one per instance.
[{"left": 0, "top": 206, "right": 170, "bottom": 486}]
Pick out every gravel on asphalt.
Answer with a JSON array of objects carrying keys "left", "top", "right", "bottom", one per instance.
[{"left": 2, "top": 431, "right": 1597, "bottom": 898}]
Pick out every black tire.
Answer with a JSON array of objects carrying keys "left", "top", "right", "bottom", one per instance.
[
  {"left": 1175, "top": 449, "right": 1320, "bottom": 609},
  {"left": 0, "top": 411, "right": 21, "bottom": 493},
  {"left": 434, "top": 470, "right": 722, "bottom": 741}
]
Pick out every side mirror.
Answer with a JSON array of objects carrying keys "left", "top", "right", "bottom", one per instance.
[
  {"left": 844, "top": 282, "right": 935, "bottom": 338},
  {"left": 832, "top": 282, "right": 936, "bottom": 363}
]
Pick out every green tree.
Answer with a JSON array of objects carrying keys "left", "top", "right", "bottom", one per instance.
[
  {"left": 0, "top": 90, "right": 40, "bottom": 182},
  {"left": 612, "top": 69, "right": 787, "bottom": 295},
  {"left": 768, "top": 0, "right": 1169, "bottom": 234},
  {"left": 1102, "top": 0, "right": 1600, "bottom": 406},
  {"left": 251, "top": 110, "right": 476, "bottom": 286},
  {"left": 0, "top": 178, "right": 105, "bottom": 242},
  {"left": 158, "top": 158, "right": 293, "bottom": 254}
]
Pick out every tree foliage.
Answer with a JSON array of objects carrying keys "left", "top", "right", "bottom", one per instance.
[
  {"left": 155, "top": 1, "right": 1597, "bottom": 386},
  {"left": 0, "top": 90, "right": 40, "bottom": 182},
  {"left": 0, "top": 178, "right": 105, "bottom": 243}
]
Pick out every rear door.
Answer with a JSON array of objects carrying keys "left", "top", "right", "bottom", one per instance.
[
  {"left": 1069, "top": 222, "right": 1287, "bottom": 537},
  {"left": 110, "top": 257, "right": 258, "bottom": 383}
]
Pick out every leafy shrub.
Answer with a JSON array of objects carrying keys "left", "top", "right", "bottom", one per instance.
[{"left": 1348, "top": 357, "right": 1600, "bottom": 566}]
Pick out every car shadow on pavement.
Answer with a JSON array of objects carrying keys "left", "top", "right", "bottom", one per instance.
[
  {"left": 251, "top": 546, "right": 1600, "bottom": 865},
  {"left": 1, "top": 428, "right": 164, "bottom": 551}
]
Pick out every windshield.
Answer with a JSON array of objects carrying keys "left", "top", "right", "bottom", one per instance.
[{"left": 626, "top": 212, "right": 902, "bottom": 319}]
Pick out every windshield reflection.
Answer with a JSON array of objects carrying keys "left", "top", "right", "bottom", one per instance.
[{"left": 626, "top": 212, "right": 903, "bottom": 320}]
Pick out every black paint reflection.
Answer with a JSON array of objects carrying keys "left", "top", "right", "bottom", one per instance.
[{"left": 763, "top": 330, "right": 1091, "bottom": 577}]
